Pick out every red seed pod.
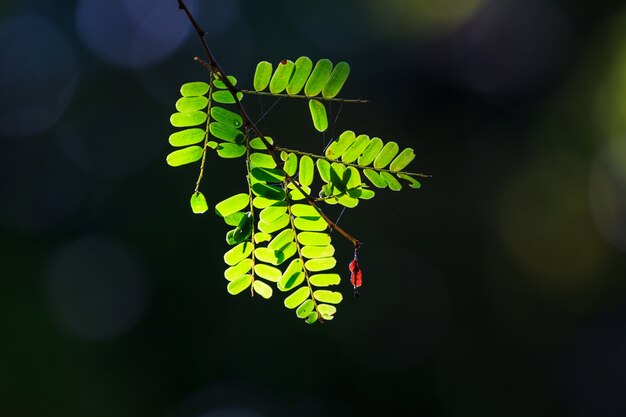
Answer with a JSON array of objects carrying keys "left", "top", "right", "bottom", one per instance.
[
  {"left": 281, "top": 59, "right": 287, "bottom": 65},
  {"left": 349, "top": 259, "right": 362, "bottom": 288}
]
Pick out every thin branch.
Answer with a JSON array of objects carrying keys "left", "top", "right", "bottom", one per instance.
[
  {"left": 194, "top": 80, "right": 214, "bottom": 193},
  {"left": 178, "top": 1, "right": 362, "bottom": 247},
  {"left": 240, "top": 89, "right": 369, "bottom": 104}
]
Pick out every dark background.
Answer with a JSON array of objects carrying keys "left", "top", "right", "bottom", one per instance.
[{"left": 2, "top": 0, "right": 626, "bottom": 416}]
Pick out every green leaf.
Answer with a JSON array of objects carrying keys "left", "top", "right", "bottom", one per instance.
[
  {"left": 180, "top": 81, "right": 209, "bottom": 97},
  {"left": 298, "top": 156, "right": 314, "bottom": 186},
  {"left": 329, "top": 163, "right": 346, "bottom": 192},
  {"left": 170, "top": 111, "right": 207, "bottom": 127},
  {"left": 345, "top": 166, "right": 362, "bottom": 190},
  {"left": 252, "top": 183, "right": 286, "bottom": 201},
  {"left": 176, "top": 96, "right": 209, "bottom": 112},
  {"left": 297, "top": 232, "right": 331, "bottom": 246},
  {"left": 279, "top": 259, "right": 305, "bottom": 292},
  {"left": 296, "top": 299, "right": 315, "bottom": 318},
  {"left": 359, "top": 188, "right": 376, "bottom": 199},
  {"left": 254, "top": 264, "right": 282, "bottom": 282},
  {"left": 251, "top": 167, "right": 286, "bottom": 183},
  {"left": 268, "top": 231, "right": 295, "bottom": 255},
  {"left": 305, "top": 59, "right": 333, "bottom": 97},
  {"left": 254, "top": 232, "right": 272, "bottom": 244},
  {"left": 269, "top": 60, "right": 295, "bottom": 93},
  {"left": 317, "top": 304, "right": 337, "bottom": 320},
  {"left": 325, "top": 130, "right": 355, "bottom": 160},
  {"left": 250, "top": 137, "right": 274, "bottom": 150},
  {"left": 259, "top": 204, "right": 288, "bottom": 223},
  {"left": 253, "top": 196, "right": 279, "bottom": 209},
  {"left": 231, "top": 212, "right": 253, "bottom": 243},
  {"left": 216, "top": 143, "right": 246, "bottom": 158},
  {"left": 190, "top": 192, "right": 208, "bottom": 214},
  {"left": 253, "top": 61, "right": 273, "bottom": 92},
  {"left": 166, "top": 146, "right": 203, "bottom": 167},
  {"left": 308, "top": 99, "right": 328, "bottom": 132},
  {"left": 209, "top": 122, "right": 244, "bottom": 143},
  {"left": 253, "top": 280, "right": 273, "bottom": 299},
  {"left": 227, "top": 274, "right": 252, "bottom": 295},
  {"left": 284, "top": 287, "right": 310, "bottom": 309},
  {"left": 309, "top": 273, "right": 341, "bottom": 287},
  {"left": 255, "top": 244, "right": 296, "bottom": 266},
  {"left": 224, "top": 242, "right": 252, "bottom": 266},
  {"left": 363, "top": 169, "right": 387, "bottom": 188},
  {"left": 337, "top": 194, "right": 359, "bottom": 208},
  {"left": 215, "top": 193, "right": 249, "bottom": 217},
  {"left": 380, "top": 172, "right": 402, "bottom": 191},
  {"left": 169, "top": 128, "right": 205, "bottom": 147},
  {"left": 291, "top": 204, "right": 318, "bottom": 217},
  {"left": 294, "top": 216, "right": 327, "bottom": 232},
  {"left": 224, "top": 258, "right": 253, "bottom": 281},
  {"left": 301, "top": 245, "right": 335, "bottom": 259},
  {"left": 389, "top": 148, "right": 415, "bottom": 172},
  {"left": 288, "top": 184, "right": 311, "bottom": 201},
  {"left": 283, "top": 153, "right": 298, "bottom": 176},
  {"left": 305, "top": 257, "right": 336, "bottom": 272},
  {"left": 305, "top": 312, "right": 319, "bottom": 324},
  {"left": 316, "top": 159, "right": 331, "bottom": 182},
  {"left": 358, "top": 137, "right": 383, "bottom": 166},
  {"left": 212, "top": 90, "right": 243, "bottom": 104},
  {"left": 374, "top": 141, "right": 399, "bottom": 169},
  {"left": 322, "top": 61, "right": 350, "bottom": 99},
  {"left": 250, "top": 153, "right": 277, "bottom": 169},
  {"left": 213, "top": 75, "right": 238, "bottom": 89},
  {"left": 287, "top": 56, "right": 313, "bottom": 95},
  {"left": 397, "top": 173, "right": 422, "bottom": 189},
  {"left": 341, "top": 134, "right": 370, "bottom": 164},
  {"left": 313, "top": 290, "right": 343, "bottom": 304},
  {"left": 211, "top": 107, "right": 243, "bottom": 128},
  {"left": 258, "top": 213, "right": 289, "bottom": 234},
  {"left": 223, "top": 211, "right": 246, "bottom": 227}
]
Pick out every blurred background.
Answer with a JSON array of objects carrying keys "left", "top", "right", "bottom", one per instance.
[{"left": 1, "top": 0, "right": 626, "bottom": 416}]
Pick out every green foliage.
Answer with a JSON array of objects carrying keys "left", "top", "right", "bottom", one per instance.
[{"left": 166, "top": 56, "right": 428, "bottom": 324}]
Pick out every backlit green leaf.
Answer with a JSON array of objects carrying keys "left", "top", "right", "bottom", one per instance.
[
  {"left": 374, "top": 141, "right": 399, "bottom": 169},
  {"left": 224, "top": 242, "right": 252, "bottom": 266},
  {"left": 363, "top": 169, "right": 387, "bottom": 188},
  {"left": 216, "top": 143, "right": 246, "bottom": 158},
  {"left": 297, "top": 232, "right": 331, "bottom": 246},
  {"left": 296, "top": 299, "right": 315, "bottom": 318},
  {"left": 227, "top": 274, "right": 251, "bottom": 295},
  {"left": 358, "top": 137, "right": 383, "bottom": 166},
  {"left": 305, "top": 312, "right": 319, "bottom": 324},
  {"left": 389, "top": 148, "right": 415, "bottom": 172},
  {"left": 170, "top": 111, "right": 207, "bottom": 127},
  {"left": 169, "top": 128, "right": 205, "bottom": 147},
  {"left": 341, "top": 134, "right": 370, "bottom": 164},
  {"left": 255, "top": 243, "right": 296, "bottom": 266},
  {"left": 250, "top": 153, "right": 276, "bottom": 169},
  {"left": 294, "top": 216, "right": 327, "bottom": 232},
  {"left": 254, "top": 61, "right": 273, "bottom": 91},
  {"left": 252, "top": 183, "right": 286, "bottom": 201},
  {"left": 316, "top": 159, "right": 331, "bottom": 182},
  {"left": 223, "top": 211, "right": 246, "bottom": 227},
  {"left": 279, "top": 259, "right": 304, "bottom": 291},
  {"left": 250, "top": 167, "right": 286, "bottom": 183},
  {"left": 224, "top": 258, "right": 253, "bottom": 281},
  {"left": 215, "top": 193, "right": 249, "bottom": 217},
  {"left": 284, "top": 287, "right": 310, "bottom": 309},
  {"left": 288, "top": 184, "right": 311, "bottom": 201},
  {"left": 190, "top": 192, "right": 208, "bottom": 214},
  {"left": 166, "top": 146, "right": 203, "bottom": 167},
  {"left": 291, "top": 204, "right": 318, "bottom": 217},
  {"left": 397, "top": 173, "right": 422, "bottom": 189},
  {"left": 322, "top": 61, "right": 350, "bottom": 99},
  {"left": 305, "top": 59, "right": 332, "bottom": 97},
  {"left": 325, "top": 130, "right": 355, "bottom": 160},
  {"left": 305, "top": 257, "right": 336, "bottom": 272},
  {"left": 329, "top": 163, "right": 346, "bottom": 192},
  {"left": 176, "top": 96, "right": 209, "bottom": 112},
  {"left": 345, "top": 166, "right": 362, "bottom": 190},
  {"left": 301, "top": 245, "right": 335, "bottom": 259},
  {"left": 298, "top": 156, "right": 314, "bottom": 186},
  {"left": 359, "top": 188, "right": 376, "bottom": 199},
  {"left": 380, "top": 172, "right": 402, "bottom": 191},
  {"left": 253, "top": 196, "right": 279, "bottom": 209},
  {"left": 258, "top": 213, "right": 289, "bottom": 234},
  {"left": 254, "top": 232, "right": 272, "bottom": 244},
  {"left": 213, "top": 75, "right": 237, "bottom": 89},
  {"left": 259, "top": 204, "right": 288, "bottom": 223},
  {"left": 287, "top": 56, "right": 313, "bottom": 95},
  {"left": 337, "top": 194, "right": 359, "bottom": 208},
  {"left": 254, "top": 264, "right": 282, "bottom": 282},
  {"left": 309, "top": 273, "right": 341, "bottom": 287},
  {"left": 269, "top": 60, "right": 294, "bottom": 93},
  {"left": 180, "top": 81, "right": 209, "bottom": 97},
  {"left": 269, "top": 229, "right": 296, "bottom": 251},
  {"left": 283, "top": 153, "right": 298, "bottom": 176},
  {"left": 250, "top": 137, "right": 274, "bottom": 150},
  {"left": 211, "top": 107, "right": 243, "bottom": 128},
  {"left": 209, "top": 122, "right": 244, "bottom": 143},
  {"left": 317, "top": 304, "right": 336, "bottom": 320},
  {"left": 212, "top": 90, "right": 243, "bottom": 104},
  {"left": 313, "top": 290, "right": 343, "bottom": 304},
  {"left": 309, "top": 99, "right": 328, "bottom": 132},
  {"left": 253, "top": 280, "right": 273, "bottom": 299}
]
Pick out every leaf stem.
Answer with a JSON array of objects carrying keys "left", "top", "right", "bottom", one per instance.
[
  {"left": 239, "top": 89, "right": 369, "bottom": 104},
  {"left": 245, "top": 132, "right": 256, "bottom": 297},
  {"left": 194, "top": 78, "right": 214, "bottom": 193}
]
